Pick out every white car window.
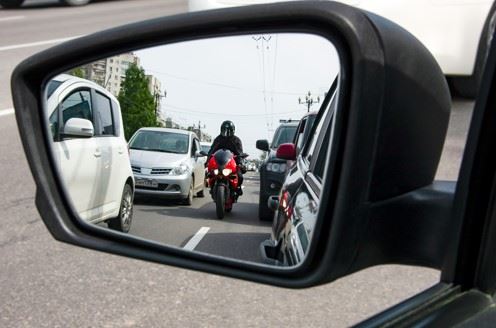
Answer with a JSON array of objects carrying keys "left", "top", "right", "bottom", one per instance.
[
  {"left": 94, "top": 91, "right": 115, "bottom": 136},
  {"left": 50, "top": 89, "right": 92, "bottom": 141}
]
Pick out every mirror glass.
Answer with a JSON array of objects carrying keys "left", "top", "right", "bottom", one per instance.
[{"left": 43, "top": 33, "right": 340, "bottom": 267}]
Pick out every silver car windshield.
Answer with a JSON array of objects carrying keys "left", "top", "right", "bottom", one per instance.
[{"left": 129, "top": 131, "right": 189, "bottom": 154}]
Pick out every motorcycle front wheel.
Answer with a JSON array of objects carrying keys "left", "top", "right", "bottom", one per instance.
[{"left": 215, "top": 184, "right": 226, "bottom": 220}]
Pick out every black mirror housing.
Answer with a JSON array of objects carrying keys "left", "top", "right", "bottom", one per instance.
[
  {"left": 256, "top": 139, "right": 270, "bottom": 152},
  {"left": 11, "top": 1, "right": 454, "bottom": 289}
]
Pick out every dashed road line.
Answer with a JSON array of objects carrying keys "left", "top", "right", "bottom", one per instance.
[
  {"left": 183, "top": 227, "right": 210, "bottom": 251},
  {"left": 0, "top": 35, "right": 82, "bottom": 52},
  {"left": 0, "top": 108, "right": 14, "bottom": 117}
]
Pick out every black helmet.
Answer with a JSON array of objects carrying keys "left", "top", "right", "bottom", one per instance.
[{"left": 220, "top": 120, "right": 235, "bottom": 137}]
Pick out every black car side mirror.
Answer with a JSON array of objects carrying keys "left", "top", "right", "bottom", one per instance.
[
  {"left": 11, "top": 1, "right": 453, "bottom": 288},
  {"left": 256, "top": 139, "right": 269, "bottom": 152}
]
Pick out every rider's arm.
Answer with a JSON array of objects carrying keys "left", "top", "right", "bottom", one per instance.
[
  {"left": 208, "top": 136, "right": 220, "bottom": 158},
  {"left": 235, "top": 137, "right": 243, "bottom": 155}
]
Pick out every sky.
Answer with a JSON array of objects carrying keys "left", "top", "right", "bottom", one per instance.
[{"left": 135, "top": 33, "right": 340, "bottom": 158}]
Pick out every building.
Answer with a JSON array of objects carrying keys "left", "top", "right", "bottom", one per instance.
[
  {"left": 147, "top": 75, "right": 162, "bottom": 99},
  {"left": 82, "top": 52, "right": 140, "bottom": 97},
  {"left": 146, "top": 74, "right": 164, "bottom": 120},
  {"left": 83, "top": 59, "right": 106, "bottom": 87},
  {"left": 78, "top": 53, "right": 166, "bottom": 122},
  {"left": 104, "top": 53, "right": 140, "bottom": 96}
]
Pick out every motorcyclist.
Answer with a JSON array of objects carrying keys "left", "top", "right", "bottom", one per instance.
[{"left": 207, "top": 120, "right": 245, "bottom": 195}]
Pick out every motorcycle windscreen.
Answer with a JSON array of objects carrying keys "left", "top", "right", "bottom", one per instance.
[{"left": 213, "top": 149, "right": 234, "bottom": 169}]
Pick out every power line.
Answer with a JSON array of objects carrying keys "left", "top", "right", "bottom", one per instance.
[
  {"left": 163, "top": 103, "right": 303, "bottom": 118},
  {"left": 144, "top": 66, "right": 314, "bottom": 96}
]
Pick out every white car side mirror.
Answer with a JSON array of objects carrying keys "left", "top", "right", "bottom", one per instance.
[{"left": 63, "top": 118, "right": 94, "bottom": 138}]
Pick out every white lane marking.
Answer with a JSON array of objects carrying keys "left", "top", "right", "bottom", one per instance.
[
  {"left": 183, "top": 227, "right": 210, "bottom": 251},
  {"left": 0, "top": 108, "right": 14, "bottom": 117},
  {"left": 0, "top": 35, "right": 82, "bottom": 52},
  {"left": 0, "top": 16, "right": 25, "bottom": 23}
]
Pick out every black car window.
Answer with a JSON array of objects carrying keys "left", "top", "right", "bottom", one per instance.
[
  {"left": 50, "top": 89, "right": 92, "bottom": 141},
  {"left": 191, "top": 138, "right": 198, "bottom": 156},
  {"left": 313, "top": 115, "right": 333, "bottom": 180},
  {"left": 271, "top": 125, "right": 298, "bottom": 149},
  {"left": 94, "top": 91, "right": 115, "bottom": 136},
  {"left": 295, "top": 118, "right": 307, "bottom": 153},
  {"left": 304, "top": 112, "right": 326, "bottom": 163},
  {"left": 296, "top": 115, "right": 317, "bottom": 154}
]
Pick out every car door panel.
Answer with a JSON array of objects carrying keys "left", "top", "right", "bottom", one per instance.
[
  {"left": 53, "top": 87, "right": 107, "bottom": 223},
  {"left": 91, "top": 90, "right": 123, "bottom": 219}
]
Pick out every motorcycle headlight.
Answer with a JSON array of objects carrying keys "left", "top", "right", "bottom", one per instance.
[
  {"left": 214, "top": 169, "right": 219, "bottom": 175},
  {"left": 222, "top": 168, "right": 232, "bottom": 176},
  {"left": 171, "top": 163, "right": 189, "bottom": 175}
]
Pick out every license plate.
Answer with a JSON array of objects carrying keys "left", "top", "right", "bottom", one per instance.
[{"left": 136, "top": 178, "right": 158, "bottom": 188}]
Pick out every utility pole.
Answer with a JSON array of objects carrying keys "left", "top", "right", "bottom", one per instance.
[
  {"left": 192, "top": 121, "right": 206, "bottom": 141},
  {"left": 299, "top": 91, "right": 320, "bottom": 112},
  {"left": 253, "top": 35, "right": 272, "bottom": 138}
]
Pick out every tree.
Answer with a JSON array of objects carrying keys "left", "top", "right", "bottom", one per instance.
[
  {"left": 118, "top": 63, "right": 158, "bottom": 140},
  {"left": 69, "top": 67, "right": 85, "bottom": 78}
]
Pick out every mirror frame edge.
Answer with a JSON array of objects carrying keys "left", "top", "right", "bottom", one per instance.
[{"left": 11, "top": 1, "right": 445, "bottom": 288}]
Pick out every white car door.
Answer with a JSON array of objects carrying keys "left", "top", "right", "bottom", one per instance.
[
  {"left": 91, "top": 90, "right": 125, "bottom": 220},
  {"left": 192, "top": 137, "right": 205, "bottom": 190},
  {"left": 51, "top": 87, "right": 107, "bottom": 223}
]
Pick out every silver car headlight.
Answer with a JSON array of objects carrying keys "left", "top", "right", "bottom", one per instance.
[{"left": 171, "top": 163, "right": 190, "bottom": 175}]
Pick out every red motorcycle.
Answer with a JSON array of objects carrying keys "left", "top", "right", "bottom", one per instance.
[{"left": 206, "top": 149, "right": 248, "bottom": 219}]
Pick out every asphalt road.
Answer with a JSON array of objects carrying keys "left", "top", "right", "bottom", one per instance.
[
  {"left": 131, "top": 172, "right": 272, "bottom": 263},
  {"left": 0, "top": 1, "right": 469, "bottom": 327}
]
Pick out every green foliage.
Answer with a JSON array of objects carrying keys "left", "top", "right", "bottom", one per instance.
[
  {"left": 70, "top": 67, "right": 85, "bottom": 78},
  {"left": 118, "top": 63, "right": 158, "bottom": 140}
]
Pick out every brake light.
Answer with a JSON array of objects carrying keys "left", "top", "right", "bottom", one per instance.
[{"left": 280, "top": 191, "right": 293, "bottom": 218}]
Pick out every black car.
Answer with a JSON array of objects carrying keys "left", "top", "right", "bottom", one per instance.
[
  {"left": 255, "top": 120, "right": 299, "bottom": 220},
  {"left": 260, "top": 93, "right": 335, "bottom": 265},
  {"left": 256, "top": 111, "right": 319, "bottom": 221}
]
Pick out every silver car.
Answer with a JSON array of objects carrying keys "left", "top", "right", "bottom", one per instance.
[{"left": 128, "top": 128, "right": 206, "bottom": 205}]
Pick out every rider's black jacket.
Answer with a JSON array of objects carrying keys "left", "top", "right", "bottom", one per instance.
[{"left": 208, "top": 135, "right": 243, "bottom": 158}]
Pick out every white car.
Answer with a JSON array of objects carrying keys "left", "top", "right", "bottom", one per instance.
[
  {"left": 189, "top": 0, "right": 496, "bottom": 97},
  {"left": 46, "top": 74, "right": 134, "bottom": 232},
  {"left": 128, "top": 128, "right": 207, "bottom": 205}
]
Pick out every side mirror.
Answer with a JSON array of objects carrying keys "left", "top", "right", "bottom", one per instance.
[
  {"left": 62, "top": 118, "right": 94, "bottom": 138},
  {"left": 12, "top": 1, "right": 453, "bottom": 289},
  {"left": 197, "top": 150, "right": 207, "bottom": 157},
  {"left": 276, "top": 143, "right": 296, "bottom": 161},
  {"left": 256, "top": 139, "right": 269, "bottom": 152}
]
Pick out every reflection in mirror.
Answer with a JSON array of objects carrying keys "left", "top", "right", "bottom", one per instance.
[{"left": 44, "top": 33, "right": 340, "bottom": 267}]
